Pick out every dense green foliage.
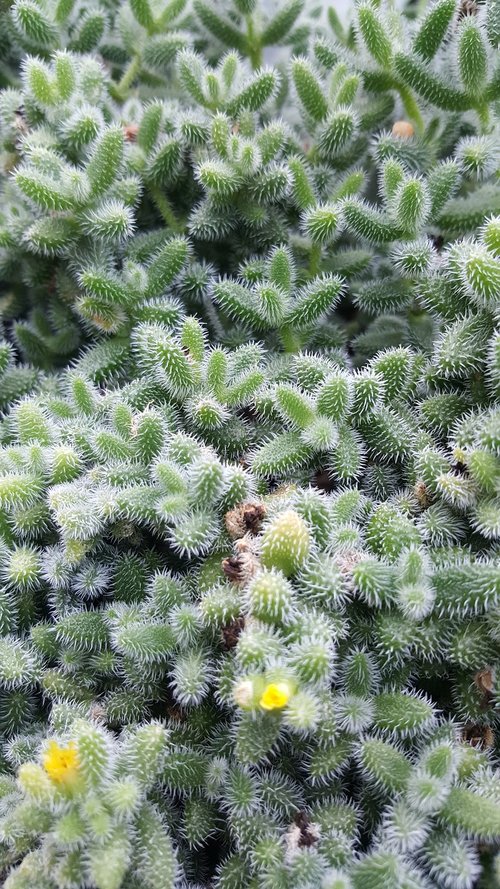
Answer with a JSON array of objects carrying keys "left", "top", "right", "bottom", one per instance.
[{"left": 0, "top": 0, "right": 499, "bottom": 885}]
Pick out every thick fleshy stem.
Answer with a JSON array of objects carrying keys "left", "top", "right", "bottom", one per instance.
[{"left": 246, "top": 16, "right": 263, "bottom": 70}]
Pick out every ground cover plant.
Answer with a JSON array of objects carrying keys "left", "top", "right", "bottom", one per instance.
[{"left": 0, "top": 0, "right": 499, "bottom": 885}]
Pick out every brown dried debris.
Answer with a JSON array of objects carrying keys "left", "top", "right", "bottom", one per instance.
[
  {"left": 474, "top": 667, "right": 495, "bottom": 697},
  {"left": 293, "top": 811, "right": 319, "bottom": 848},
  {"left": 462, "top": 723, "right": 495, "bottom": 749},
  {"left": 221, "top": 616, "right": 245, "bottom": 650},
  {"left": 414, "top": 480, "right": 432, "bottom": 509},
  {"left": 222, "top": 555, "right": 248, "bottom": 583},
  {"left": 222, "top": 536, "right": 260, "bottom": 585},
  {"left": 123, "top": 123, "right": 139, "bottom": 142},
  {"left": 225, "top": 502, "right": 266, "bottom": 540}
]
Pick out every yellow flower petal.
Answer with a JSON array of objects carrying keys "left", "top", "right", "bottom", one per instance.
[
  {"left": 42, "top": 741, "right": 79, "bottom": 785},
  {"left": 260, "top": 682, "right": 291, "bottom": 711}
]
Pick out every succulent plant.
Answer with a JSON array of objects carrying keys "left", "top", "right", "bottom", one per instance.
[{"left": 0, "top": 0, "right": 499, "bottom": 886}]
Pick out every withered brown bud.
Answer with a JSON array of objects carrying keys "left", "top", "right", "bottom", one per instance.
[
  {"left": 414, "top": 480, "right": 432, "bottom": 508},
  {"left": 462, "top": 723, "right": 494, "bottom": 749},
  {"left": 123, "top": 123, "right": 139, "bottom": 142},
  {"left": 222, "top": 536, "right": 260, "bottom": 585},
  {"left": 474, "top": 668, "right": 495, "bottom": 696},
  {"left": 222, "top": 555, "right": 247, "bottom": 583},
  {"left": 221, "top": 616, "right": 245, "bottom": 650},
  {"left": 286, "top": 811, "right": 321, "bottom": 849},
  {"left": 392, "top": 120, "right": 415, "bottom": 139},
  {"left": 224, "top": 502, "right": 266, "bottom": 540}
]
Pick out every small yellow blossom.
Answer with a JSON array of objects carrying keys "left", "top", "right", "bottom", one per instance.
[
  {"left": 260, "top": 682, "right": 291, "bottom": 711},
  {"left": 42, "top": 741, "right": 79, "bottom": 785}
]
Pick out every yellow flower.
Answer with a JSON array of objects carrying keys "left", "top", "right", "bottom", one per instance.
[
  {"left": 42, "top": 741, "right": 79, "bottom": 785},
  {"left": 260, "top": 682, "right": 291, "bottom": 711}
]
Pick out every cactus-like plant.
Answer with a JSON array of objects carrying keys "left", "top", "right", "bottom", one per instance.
[{"left": 0, "top": 0, "right": 499, "bottom": 886}]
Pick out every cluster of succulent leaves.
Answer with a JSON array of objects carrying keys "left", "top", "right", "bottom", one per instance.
[{"left": 0, "top": 0, "right": 499, "bottom": 885}]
